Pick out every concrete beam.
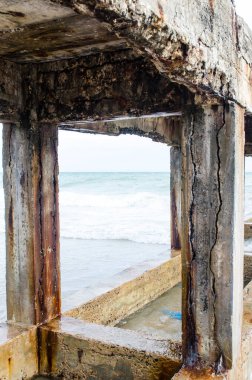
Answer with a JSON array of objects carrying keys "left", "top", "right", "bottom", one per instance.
[
  {"left": 65, "top": 256, "right": 181, "bottom": 326},
  {"left": 34, "top": 51, "right": 187, "bottom": 124},
  {"left": 38, "top": 317, "right": 182, "bottom": 379},
  {"left": 170, "top": 147, "right": 182, "bottom": 256},
  {"left": 181, "top": 102, "right": 244, "bottom": 370},
  {"left": 60, "top": 113, "right": 182, "bottom": 145},
  {"left": 3, "top": 123, "right": 61, "bottom": 325},
  {"left": 55, "top": 0, "right": 252, "bottom": 110}
]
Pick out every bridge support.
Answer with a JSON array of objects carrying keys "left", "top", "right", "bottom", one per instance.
[
  {"left": 170, "top": 146, "right": 182, "bottom": 257},
  {"left": 180, "top": 103, "right": 244, "bottom": 372},
  {"left": 3, "top": 123, "right": 61, "bottom": 325}
]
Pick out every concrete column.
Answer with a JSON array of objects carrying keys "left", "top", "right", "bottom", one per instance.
[
  {"left": 170, "top": 146, "right": 182, "bottom": 257},
  {"left": 3, "top": 123, "right": 61, "bottom": 325},
  {"left": 181, "top": 103, "right": 244, "bottom": 371}
]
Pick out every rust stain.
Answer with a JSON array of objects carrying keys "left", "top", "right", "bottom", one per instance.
[
  {"left": 32, "top": 126, "right": 60, "bottom": 324},
  {"left": 171, "top": 189, "right": 181, "bottom": 250},
  {"left": 78, "top": 349, "right": 84, "bottom": 363},
  {"left": 38, "top": 328, "right": 58, "bottom": 374},
  {"left": 46, "top": 330, "right": 58, "bottom": 373},
  {"left": 8, "top": 198, "right": 14, "bottom": 259},
  {"left": 183, "top": 242, "right": 198, "bottom": 366},
  {"left": 209, "top": 0, "right": 215, "bottom": 13},
  {"left": 8, "top": 357, "right": 12, "bottom": 379}
]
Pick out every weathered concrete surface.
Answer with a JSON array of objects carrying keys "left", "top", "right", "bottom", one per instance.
[
  {"left": 48, "top": 0, "right": 252, "bottom": 111},
  {"left": 181, "top": 102, "right": 244, "bottom": 370},
  {"left": 0, "top": 323, "right": 38, "bottom": 379},
  {"left": 65, "top": 256, "right": 181, "bottom": 326},
  {"left": 38, "top": 317, "right": 182, "bottom": 379},
  {"left": 0, "top": 14, "right": 127, "bottom": 63},
  {"left": 0, "top": 1, "right": 127, "bottom": 62},
  {"left": 37, "top": 279, "right": 252, "bottom": 380},
  {"left": 173, "top": 280, "right": 252, "bottom": 380},
  {"left": 238, "top": 280, "right": 252, "bottom": 380},
  {"left": 0, "top": 0, "right": 250, "bottom": 377},
  {"left": 3, "top": 123, "right": 61, "bottom": 325},
  {"left": 0, "top": 50, "right": 189, "bottom": 125},
  {"left": 0, "top": 60, "right": 21, "bottom": 122},
  {"left": 170, "top": 147, "right": 182, "bottom": 255},
  {"left": 34, "top": 51, "right": 187, "bottom": 124},
  {"left": 0, "top": 0, "right": 73, "bottom": 31},
  {"left": 60, "top": 113, "right": 182, "bottom": 145},
  {"left": 1, "top": 0, "right": 252, "bottom": 111}
]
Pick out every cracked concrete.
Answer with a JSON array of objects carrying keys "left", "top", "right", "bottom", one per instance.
[
  {"left": 181, "top": 102, "right": 245, "bottom": 370},
  {"left": 0, "top": 0, "right": 250, "bottom": 378}
]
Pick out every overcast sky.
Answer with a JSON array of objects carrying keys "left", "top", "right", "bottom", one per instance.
[{"left": 0, "top": 0, "right": 251, "bottom": 172}]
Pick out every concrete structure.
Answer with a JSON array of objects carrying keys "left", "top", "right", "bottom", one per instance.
[{"left": 0, "top": 0, "right": 252, "bottom": 379}]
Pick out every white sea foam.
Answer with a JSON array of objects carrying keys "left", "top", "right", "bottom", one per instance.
[
  {"left": 0, "top": 171, "right": 251, "bottom": 245},
  {"left": 59, "top": 190, "right": 170, "bottom": 244}
]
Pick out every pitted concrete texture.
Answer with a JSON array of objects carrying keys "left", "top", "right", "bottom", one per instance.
[
  {"left": 38, "top": 317, "right": 182, "bottom": 379},
  {"left": 0, "top": 323, "right": 37, "bottom": 380},
  {"left": 0, "top": 0, "right": 127, "bottom": 62}
]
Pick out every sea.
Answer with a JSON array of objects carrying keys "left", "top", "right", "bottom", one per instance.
[{"left": 0, "top": 171, "right": 251, "bottom": 322}]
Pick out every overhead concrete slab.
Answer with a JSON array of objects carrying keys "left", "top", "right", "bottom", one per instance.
[{"left": 0, "top": 1, "right": 127, "bottom": 62}]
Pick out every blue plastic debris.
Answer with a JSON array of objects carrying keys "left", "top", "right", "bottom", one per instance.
[{"left": 161, "top": 309, "right": 182, "bottom": 320}]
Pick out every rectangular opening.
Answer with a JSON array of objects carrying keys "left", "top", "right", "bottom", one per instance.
[{"left": 58, "top": 129, "right": 183, "bottom": 340}]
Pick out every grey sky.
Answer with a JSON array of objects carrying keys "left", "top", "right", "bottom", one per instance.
[
  {"left": 59, "top": 131, "right": 170, "bottom": 172},
  {"left": 0, "top": 0, "right": 251, "bottom": 172}
]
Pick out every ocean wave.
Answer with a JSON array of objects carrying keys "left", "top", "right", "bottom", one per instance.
[
  {"left": 60, "top": 191, "right": 168, "bottom": 207},
  {"left": 59, "top": 190, "right": 170, "bottom": 244},
  {"left": 0, "top": 170, "right": 252, "bottom": 245}
]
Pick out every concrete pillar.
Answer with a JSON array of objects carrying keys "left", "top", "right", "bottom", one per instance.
[
  {"left": 3, "top": 123, "right": 61, "bottom": 325},
  {"left": 170, "top": 147, "right": 182, "bottom": 257},
  {"left": 181, "top": 103, "right": 244, "bottom": 371}
]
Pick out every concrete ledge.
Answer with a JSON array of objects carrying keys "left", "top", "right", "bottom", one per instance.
[
  {"left": 0, "top": 323, "right": 38, "bottom": 380},
  {"left": 38, "top": 316, "right": 182, "bottom": 380},
  {"left": 65, "top": 256, "right": 181, "bottom": 326},
  {"left": 37, "top": 278, "right": 252, "bottom": 380}
]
